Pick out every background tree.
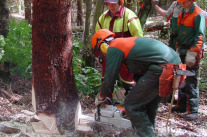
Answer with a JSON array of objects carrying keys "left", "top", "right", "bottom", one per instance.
[
  {"left": 0, "top": 0, "right": 9, "bottom": 37},
  {"left": 0, "top": 0, "right": 10, "bottom": 81},
  {"left": 91, "top": 0, "right": 104, "bottom": 36},
  {"left": 125, "top": 0, "right": 136, "bottom": 13},
  {"left": 24, "top": 0, "right": 32, "bottom": 24},
  {"left": 83, "top": 0, "right": 93, "bottom": 67},
  {"left": 138, "top": 0, "right": 152, "bottom": 28},
  {"left": 32, "top": 0, "right": 79, "bottom": 132},
  {"left": 77, "top": 0, "right": 83, "bottom": 26}
]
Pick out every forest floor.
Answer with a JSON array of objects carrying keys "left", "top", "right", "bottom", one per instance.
[
  {"left": 0, "top": 16, "right": 207, "bottom": 137},
  {"left": 0, "top": 72, "right": 206, "bottom": 137}
]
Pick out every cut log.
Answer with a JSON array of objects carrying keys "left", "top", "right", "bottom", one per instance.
[
  {"left": 0, "top": 124, "right": 20, "bottom": 134},
  {"left": 144, "top": 21, "right": 170, "bottom": 32},
  {"left": 0, "top": 88, "right": 23, "bottom": 103},
  {"left": 157, "top": 116, "right": 195, "bottom": 131}
]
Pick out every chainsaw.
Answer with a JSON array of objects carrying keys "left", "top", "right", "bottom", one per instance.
[{"left": 94, "top": 97, "right": 132, "bottom": 129}]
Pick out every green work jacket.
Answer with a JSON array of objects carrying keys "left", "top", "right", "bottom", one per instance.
[
  {"left": 100, "top": 37, "right": 181, "bottom": 97},
  {"left": 177, "top": 3, "right": 206, "bottom": 55},
  {"left": 95, "top": 6, "right": 143, "bottom": 38}
]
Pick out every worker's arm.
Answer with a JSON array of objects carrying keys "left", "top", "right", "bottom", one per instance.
[
  {"left": 186, "top": 13, "right": 206, "bottom": 68},
  {"left": 100, "top": 48, "right": 124, "bottom": 97},
  {"left": 154, "top": 5, "right": 166, "bottom": 17},
  {"left": 152, "top": 0, "right": 166, "bottom": 17},
  {"left": 125, "top": 8, "right": 143, "bottom": 37}
]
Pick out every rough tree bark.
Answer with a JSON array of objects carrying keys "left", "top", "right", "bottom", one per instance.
[
  {"left": 83, "top": 0, "right": 93, "bottom": 67},
  {"left": 137, "top": 0, "right": 152, "bottom": 28},
  {"left": 126, "top": 0, "right": 136, "bottom": 13},
  {"left": 24, "top": 0, "right": 32, "bottom": 24},
  {"left": 77, "top": 0, "right": 83, "bottom": 26},
  {"left": 0, "top": 0, "right": 9, "bottom": 37},
  {"left": 32, "top": 0, "right": 79, "bottom": 132},
  {"left": 137, "top": 0, "right": 141, "bottom": 15},
  {"left": 91, "top": 0, "right": 104, "bottom": 36},
  {"left": 0, "top": 0, "right": 10, "bottom": 80}
]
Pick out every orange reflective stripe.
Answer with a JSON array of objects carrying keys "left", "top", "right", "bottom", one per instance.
[
  {"left": 128, "top": 17, "right": 138, "bottom": 23},
  {"left": 110, "top": 37, "right": 137, "bottom": 59}
]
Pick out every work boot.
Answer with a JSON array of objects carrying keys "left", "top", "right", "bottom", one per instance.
[
  {"left": 186, "top": 113, "right": 198, "bottom": 120},
  {"left": 172, "top": 106, "right": 187, "bottom": 113}
]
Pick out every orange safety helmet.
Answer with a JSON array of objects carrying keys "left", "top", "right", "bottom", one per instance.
[
  {"left": 177, "top": 0, "right": 196, "bottom": 2},
  {"left": 103, "top": 0, "right": 124, "bottom": 5},
  {"left": 91, "top": 29, "right": 115, "bottom": 50}
]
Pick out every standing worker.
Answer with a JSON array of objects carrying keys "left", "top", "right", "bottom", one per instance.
[
  {"left": 93, "top": 29, "right": 182, "bottom": 136},
  {"left": 95, "top": 0, "right": 143, "bottom": 97},
  {"left": 152, "top": 0, "right": 183, "bottom": 50},
  {"left": 174, "top": 0, "right": 206, "bottom": 120}
]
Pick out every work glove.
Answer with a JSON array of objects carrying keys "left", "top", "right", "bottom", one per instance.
[
  {"left": 113, "top": 89, "right": 126, "bottom": 105},
  {"left": 185, "top": 51, "right": 197, "bottom": 68},
  {"left": 95, "top": 93, "right": 105, "bottom": 106}
]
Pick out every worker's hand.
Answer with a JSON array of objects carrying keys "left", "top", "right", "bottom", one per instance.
[
  {"left": 152, "top": 0, "right": 159, "bottom": 7},
  {"left": 185, "top": 51, "right": 197, "bottom": 68},
  {"left": 95, "top": 93, "right": 105, "bottom": 106}
]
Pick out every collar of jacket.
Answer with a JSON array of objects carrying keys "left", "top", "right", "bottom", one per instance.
[
  {"left": 183, "top": 3, "right": 196, "bottom": 14},
  {"left": 105, "top": 5, "right": 124, "bottom": 18}
]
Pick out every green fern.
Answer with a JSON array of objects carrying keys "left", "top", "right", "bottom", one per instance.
[{"left": 0, "top": 19, "right": 32, "bottom": 77}]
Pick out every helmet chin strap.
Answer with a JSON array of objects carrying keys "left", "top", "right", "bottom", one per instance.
[
  {"left": 93, "top": 37, "right": 102, "bottom": 54},
  {"left": 93, "top": 37, "right": 106, "bottom": 62}
]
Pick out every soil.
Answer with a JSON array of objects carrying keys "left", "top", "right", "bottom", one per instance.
[
  {"left": 0, "top": 73, "right": 206, "bottom": 137},
  {"left": 0, "top": 57, "right": 207, "bottom": 137}
]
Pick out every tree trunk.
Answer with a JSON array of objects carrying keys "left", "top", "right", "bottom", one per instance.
[
  {"left": 32, "top": 0, "right": 79, "bottom": 132},
  {"left": 126, "top": 0, "right": 132, "bottom": 10},
  {"left": 77, "top": 0, "right": 83, "bottom": 26},
  {"left": 0, "top": 0, "right": 10, "bottom": 81},
  {"left": 137, "top": 0, "right": 152, "bottom": 28},
  {"left": 91, "top": 0, "right": 104, "bottom": 36},
  {"left": 137, "top": 0, "right": 141, "bottom": 15},
  {"left": 126, "top": 0, "right": 136, "bottom": 12},
  {"left": 24, "top": 0, "right": 32, "bottom": 24},
  {"left": 0, "top": 0, "right": 9, "bottom": 37},
  {"left": 83, "top": 0, "right": 93, "bottom": 67}
]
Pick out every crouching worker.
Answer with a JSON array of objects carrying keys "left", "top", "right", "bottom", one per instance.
[{"left": 92, "top": 29, "right": 181, "bottom": 136}]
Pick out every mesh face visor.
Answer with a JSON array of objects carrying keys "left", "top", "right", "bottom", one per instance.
[{"left": 103, "top": 36, "right": 114, "bottom": 45}]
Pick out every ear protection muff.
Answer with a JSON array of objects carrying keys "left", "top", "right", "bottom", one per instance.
[{"left": 100, "top": 42, "right": 109, "bottom": 54}]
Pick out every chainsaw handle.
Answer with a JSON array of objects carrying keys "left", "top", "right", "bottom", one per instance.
[{"left": 95, "top": 97, "right": 112, "bottom": 122}]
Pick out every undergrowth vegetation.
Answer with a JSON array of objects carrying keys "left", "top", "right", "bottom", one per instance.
[
  {"left": 0, "top": 19, "right": 101, "bottom": 96},
  {"left": 72, "top": 39, "right": 101, "bottom": 96},
  {"left": 199, "top": 54, "right": 207, "bottom": 90},
  {"left": 0, "top": 19, "right": 32, "bottom": 77}
]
